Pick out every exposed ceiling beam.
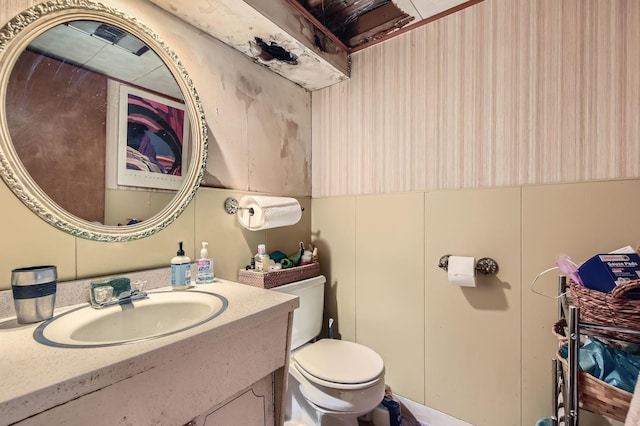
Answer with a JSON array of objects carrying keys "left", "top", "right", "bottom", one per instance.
[
  {"left": 350, "top": 0, "right": 485, "bottom": 52},
  {"left": 286, "top": 0, "right": 486, "bottom": 53}
]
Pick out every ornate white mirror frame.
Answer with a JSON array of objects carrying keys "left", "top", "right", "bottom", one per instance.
[{"left": 0, "top": 0, "right": 208, "bottom": 241}]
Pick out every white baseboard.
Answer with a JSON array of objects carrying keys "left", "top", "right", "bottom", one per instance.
[{"left": 394, "top": 395, "right": 474, "bottom": 426}]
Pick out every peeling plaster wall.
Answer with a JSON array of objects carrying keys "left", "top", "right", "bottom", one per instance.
[
  {"left": 55, "top": 0, "right": 311, "bottom": 197},
  {"left": 194, "top": 34, "right": 312, "bottom": 196}
]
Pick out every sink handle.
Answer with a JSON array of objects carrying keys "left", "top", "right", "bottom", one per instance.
[{"left": 91, "top": 289, "right": 148, "bottom": 309}]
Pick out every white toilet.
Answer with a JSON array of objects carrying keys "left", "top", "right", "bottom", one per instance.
[{"left": 274, "top": 275, "right": 386, "bottom": 426}]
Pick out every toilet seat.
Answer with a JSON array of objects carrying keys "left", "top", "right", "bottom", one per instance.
[
  {"left": 287, "top": 338, "right": 386, "bottom": 417},
  {"left": 293, "top": 362, "right": 385, "bottom": 391},
  {"left": 292, "top": 339, "right": 384, "bottom": 390}
]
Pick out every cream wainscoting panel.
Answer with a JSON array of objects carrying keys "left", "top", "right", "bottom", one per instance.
[
  {"left": 0, "top": 180, "right": 76, "bottom": 289},
  {"left": 355, "top": 193, "right": 425, "bottom": 402},
  {"left": 424, "top": 187, "right": 520, "bottom": 425},
  {"left": 311, "top": 196, "right": 357, "bottom": 342},
  {"left": 312, "top": 0, "right": 640, "bottom": 197},
  {"left": 193, "top": 189, "right": 264, "bottom": 283},
  {"left": 104, "top": 190, "right": 175, "bottom": 227},
  {"left": 76, "top": 203, "right": 195, "bottom": 279},
  {"left": 521, "top": 179, "right": 640, "bottom": 426},
  {"left": 193, "top": 187, "right": 312, "bottom": 282}
]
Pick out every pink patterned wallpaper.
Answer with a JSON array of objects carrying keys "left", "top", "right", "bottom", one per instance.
[{"left": 312, "top": 0, "right": 640, "bottom": 197}]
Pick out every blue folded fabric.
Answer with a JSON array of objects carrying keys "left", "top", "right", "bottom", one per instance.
[{"left": 559, "top": 337, "right": 640, "bottom": 393}]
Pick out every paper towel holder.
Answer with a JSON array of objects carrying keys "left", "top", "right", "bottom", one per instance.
[
  {"left": 438, "top": 254, "right": 499, "bottom": 275},
  {"left": 223, "top": 197, "right": 304, "bottom": 216}
]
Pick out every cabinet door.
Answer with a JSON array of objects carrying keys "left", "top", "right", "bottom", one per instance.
[{"left": 193, "top": 374, "right": 274, "bottom": 426}]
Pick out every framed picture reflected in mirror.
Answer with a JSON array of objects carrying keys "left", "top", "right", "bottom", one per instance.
[{"left": 114, "top": 83, "right": 189, "bottom": 191}]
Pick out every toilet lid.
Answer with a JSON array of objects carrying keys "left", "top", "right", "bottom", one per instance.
[{"left": 293, "top": 339, "right": 384, "bottom": 384}]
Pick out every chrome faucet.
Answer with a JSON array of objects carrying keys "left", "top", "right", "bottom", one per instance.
[{"left": 91, "top": 288, "right": 148, "bottom": 309}]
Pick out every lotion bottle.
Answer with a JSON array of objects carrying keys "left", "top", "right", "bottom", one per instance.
[
  {"left": 254, "top": 244, "right": 270, "bottom": 272},
  {"left": 171, "top": 241, "right": 191, "bottom": 290},
  {"left": 196, "top": 242, "right": 214, "bottom": 284}
]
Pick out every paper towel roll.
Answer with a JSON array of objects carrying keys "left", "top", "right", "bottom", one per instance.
[
  {"left": 238, "top": 196, "right": 302, "bottom": 231},
  {"left": 447, "top": 256, "right": 477, "bottom": 287}
]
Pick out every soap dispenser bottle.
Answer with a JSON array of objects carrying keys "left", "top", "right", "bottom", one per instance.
[
  {"left": 171, "top": 241, "right": 191, "bottom": 290},
  {"left": 196, "top": 242, "right": 214, "bottom": 284},
  {"left": 254, "top": 244, "right": 270, "bottom": 272}
]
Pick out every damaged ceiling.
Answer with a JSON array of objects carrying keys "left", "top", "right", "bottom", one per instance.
[
  {"left": 291, "top": 0, "right": 483, "bottom": 50},
  {"left": 147, "top": 0, "right": 483, "bottom": 90}
]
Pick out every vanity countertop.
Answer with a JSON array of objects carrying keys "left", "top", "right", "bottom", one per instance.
[{"left": 0, "top": 279, "right": 298, "bottom": 425}]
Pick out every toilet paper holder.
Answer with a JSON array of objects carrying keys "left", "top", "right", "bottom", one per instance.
[{"left": 438, "top": 255, "right": 499, "bottom": 275}]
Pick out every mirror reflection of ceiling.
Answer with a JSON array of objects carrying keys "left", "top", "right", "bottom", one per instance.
[
  {"left": 6, "top": 20, "right": 186, "bottom": 227},
  {"left": 29, "top": 22, "right": 182, "bottom": 99}
]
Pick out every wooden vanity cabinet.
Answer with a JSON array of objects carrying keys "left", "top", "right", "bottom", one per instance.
[{"left": 16, "top": 311, "right": 293, "bottom": 426}]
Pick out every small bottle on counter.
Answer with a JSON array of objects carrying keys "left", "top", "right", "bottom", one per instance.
[
  {"left": 171, "top": 241, "right": 191, "bottom": 290},
  {"left": 196, "top": 242, "right": 214, "bottom": 284},
  {"left": 254, "top": 244, "right": 270, "bottom": 272},
  {"left": 301, "top": 250, "right": 313, "bottom": 265}
]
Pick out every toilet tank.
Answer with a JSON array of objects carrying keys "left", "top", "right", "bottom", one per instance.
[{"left": 273, "top": 275, "right": 325, "bottom": 350}]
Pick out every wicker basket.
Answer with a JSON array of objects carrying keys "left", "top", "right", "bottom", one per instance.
[
  {"left": 556, "top": 349, "right": 632, "bottom": 422},
  {"left": 238, "top": 262, "right": 321, "bottom": 289},
  {"left": 568, "top": 279, "right": 640, "bottom": 344}
]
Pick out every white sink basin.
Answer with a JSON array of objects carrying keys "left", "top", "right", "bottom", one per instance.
[{"left": 34, "top": 290, "right": 228, "bottom": 348}]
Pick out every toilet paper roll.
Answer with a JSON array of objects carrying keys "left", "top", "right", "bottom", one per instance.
[
  {"left": 447, "top": 256, "right": 477, "bottom": 287},
  {"left": 238, "top": 196, "right": 302, "bottom": 231}
]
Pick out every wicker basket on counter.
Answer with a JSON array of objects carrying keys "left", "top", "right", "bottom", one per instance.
[
  {"left": 238, "top": 262, "right": 321, "bottom": 289},
  {"left": 568, "top": 278, "right": 640, "bottom": 344}
]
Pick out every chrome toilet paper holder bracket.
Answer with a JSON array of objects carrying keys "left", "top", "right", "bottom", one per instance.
[{"left": 438, "top": 255, "right": 499, "bottom": 275}]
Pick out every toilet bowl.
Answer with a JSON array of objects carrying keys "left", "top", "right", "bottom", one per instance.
[{"left": 274, "top": 276, "right": 385, "bottom": 425}]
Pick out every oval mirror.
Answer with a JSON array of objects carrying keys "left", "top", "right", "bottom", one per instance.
[{"left": 0, "top": 1, "right": 207, "bottom": 241}]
